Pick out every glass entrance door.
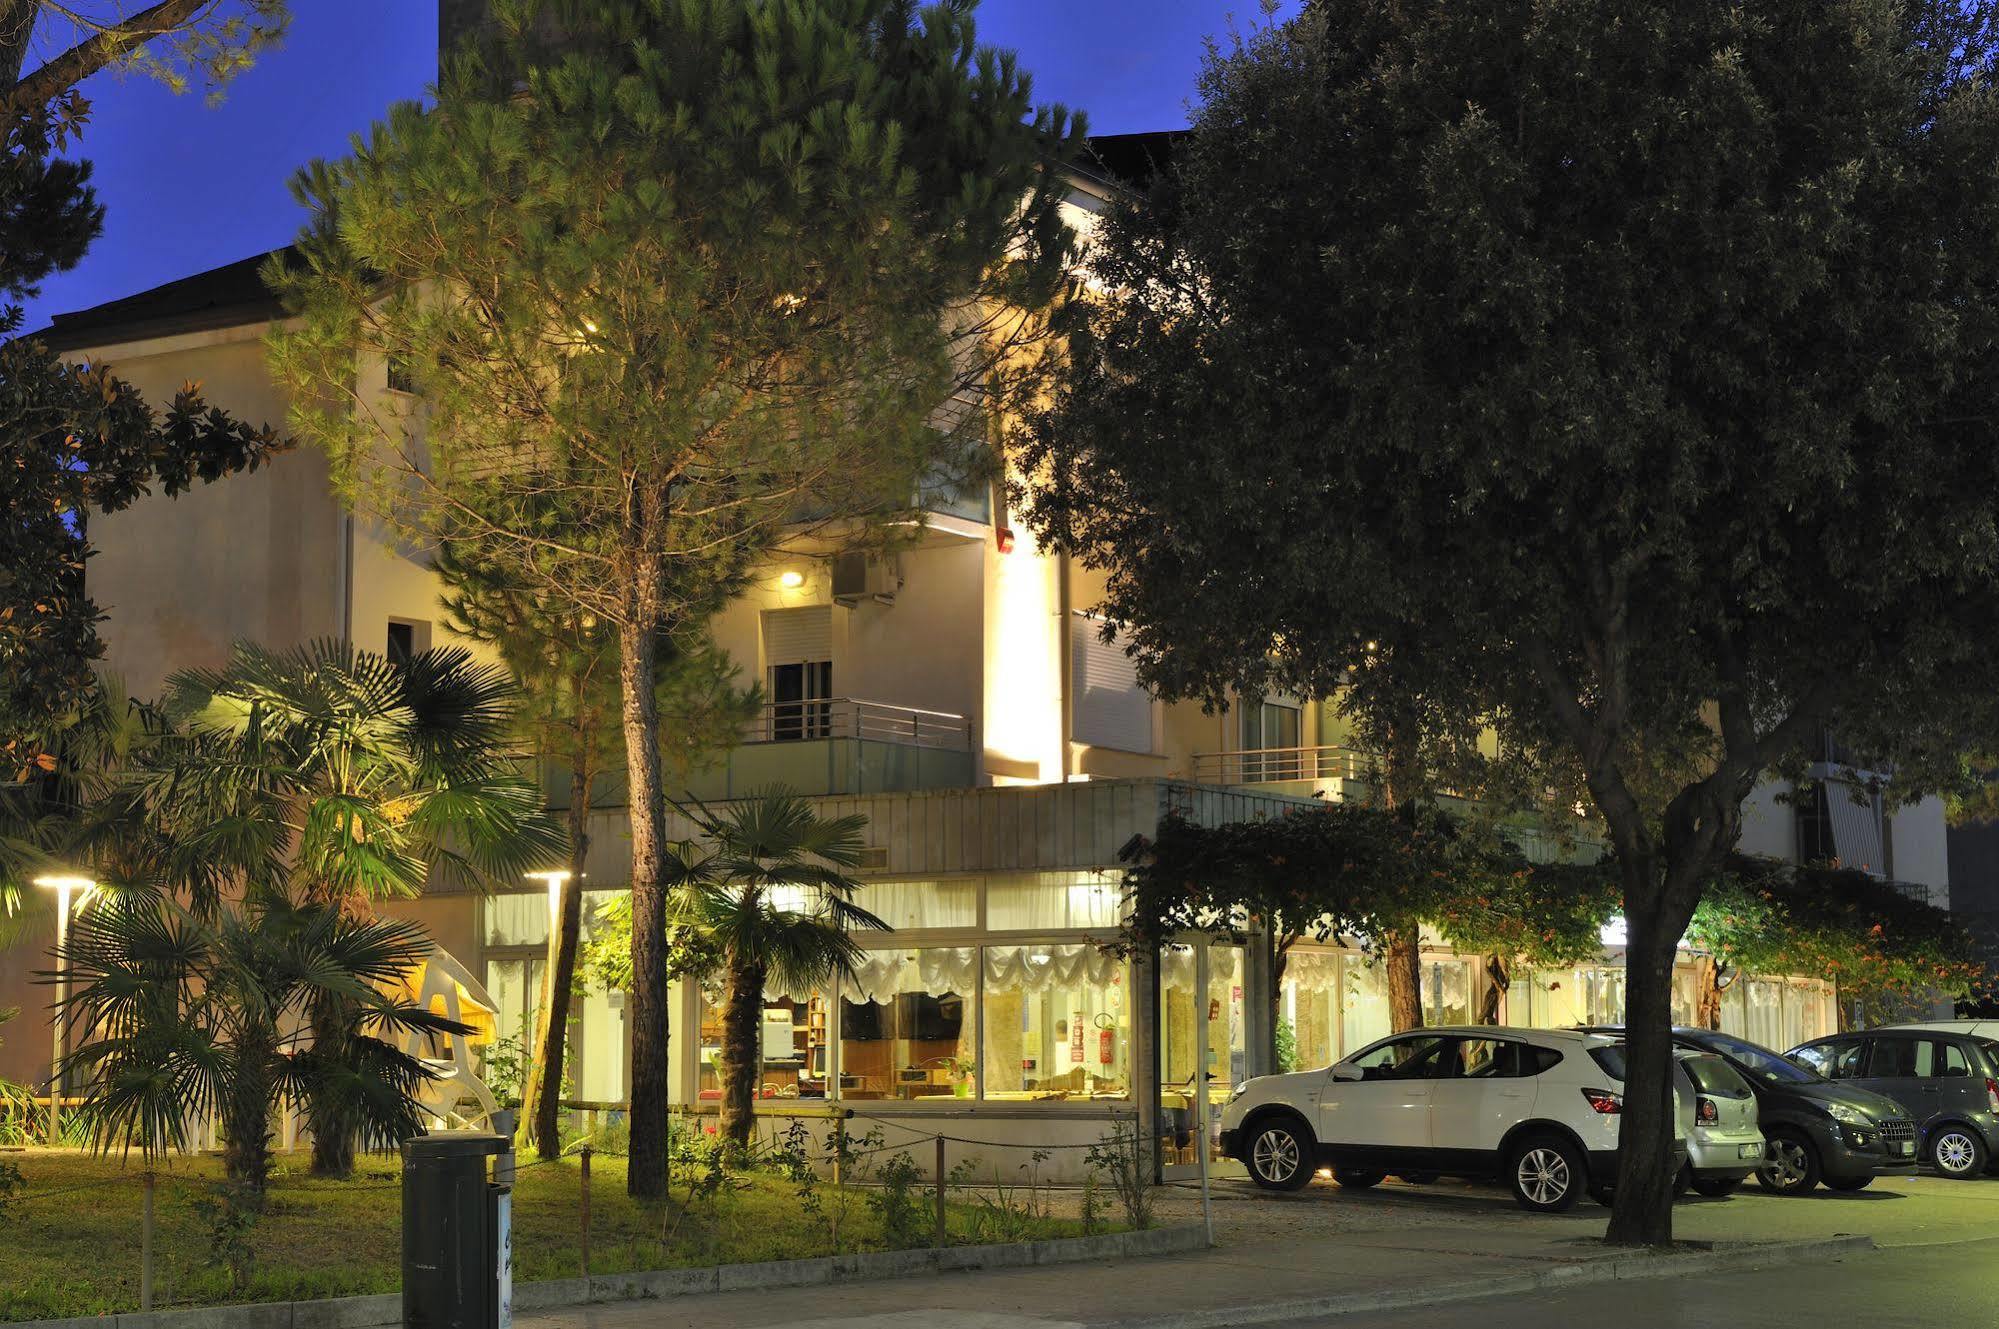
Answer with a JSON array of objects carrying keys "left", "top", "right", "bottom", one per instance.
[{"left": 1159, "top": 940, "right": 1250, "bottom": 1181}]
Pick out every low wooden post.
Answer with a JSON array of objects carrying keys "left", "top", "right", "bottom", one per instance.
[
  {"left": 140, "top": 1172, "right": 156, "bottom": 1311},
  {"left": 933, "top": 1135, "right": 947, "bottom": 1248},
  {"left": 579, "top": 1146, "right": 593, "bottom": 1279}
]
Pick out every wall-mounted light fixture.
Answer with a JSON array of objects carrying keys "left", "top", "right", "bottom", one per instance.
[{"left": 779, "top": 569, "right": 806, "bottom": 589}]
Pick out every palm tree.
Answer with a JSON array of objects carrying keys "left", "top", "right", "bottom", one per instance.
[
  {"left": 53, "top": 892, "right": 466, "bottom": 1195},
  {"left": 150, "top": 640, "right": 565, "bottom": 1174},
  {"left": 677, "top": 789, "right": 885, "bottom": 1149}
]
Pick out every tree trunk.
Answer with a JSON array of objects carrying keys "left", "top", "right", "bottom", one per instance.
[
  {"left": 620, "top": 595, "right": 671, "bottom": 1199},
  {"left": 524, "top": 766, "right": 591, "bottom": 1161},
  {"left": 307, "top": 1001, "right": 358, "bottom": 1178},
  {"left": 223, "top": 1042, "right": 275, "bottom": 1196},
  {"left": 1693, "top": 955, "right": 1723, "bottom": 1030},
  {"left": 718, "top": 951, "right": 766, "bottom": 1150},
  {"left": 1479, "top": 954, "right": 1509, "bottom": 1025},
  {"left": 1385, "top": 929, "right": 1424, "bottom": 1033},
  {"left": 1604, "top": 850, "right": 1704, "bottom": 1247}
]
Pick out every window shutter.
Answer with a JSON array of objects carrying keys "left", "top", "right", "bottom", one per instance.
[
  {"left": 763, "top": 607, "right": 833, "bottom": 666},
  {"left": 1071, "top": 614, "right": 1152, "bottom": 753}
]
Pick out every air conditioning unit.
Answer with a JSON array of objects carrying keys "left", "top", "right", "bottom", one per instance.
[{"left": 832, "top": 552, "right": 900, "bottom": 607}]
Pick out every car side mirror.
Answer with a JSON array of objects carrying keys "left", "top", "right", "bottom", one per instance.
[{"left": 1331, "top": 1063, "right": 1362, "bottom": 1083}]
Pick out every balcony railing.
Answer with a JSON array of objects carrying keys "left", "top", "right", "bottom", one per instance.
[
  {"left": 745, "top": 698, "right": 972, "bottom": 752},
  {"left": 1190, "top": 745, "right": 1371, "bottom": 786}
]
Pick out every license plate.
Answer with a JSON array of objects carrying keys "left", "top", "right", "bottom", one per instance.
[
  {"left": 1896, "top": 1141, "right": 1914, "bottom": 1156},
  {"left": 1738, "top": 1143, "right": 1762, "bottom": 1159}
]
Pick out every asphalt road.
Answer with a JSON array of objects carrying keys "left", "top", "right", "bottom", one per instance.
[{"left": 1300, "top": 1235, "right": 1999, "bottom": 1328}]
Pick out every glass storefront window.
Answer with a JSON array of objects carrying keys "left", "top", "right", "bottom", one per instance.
[
  {"left": 839, "top": 948, "right": 976, "bottom": 1100},
  {"left": 696, "top": 986, "right": 832, "bottom": 1101},
  {"left": 1278, "top": 950, "right": 1341, "bottom": 1071},
  {"left": 1423, "top": 958, "right": 1476, "bottom": 1025},
  {"left": 987, "top": 873, "right": 1121, "bottom": 930},
  {"left": 485, "top": 888, "right": 627, "bottom": 948},
  {"left": 855, "top": 878, "right": 979, "bottom": 931},
  {"left": 1342, "top": 957, "right": 1391, "bottom": 1052},
  {"left": 981, "top": 944, "right": 1129, "bottom": 1101}
]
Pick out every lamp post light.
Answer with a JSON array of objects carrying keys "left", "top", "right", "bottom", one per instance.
[{"left": 32, "top": 874, "right": 94, "bottom": 1145}]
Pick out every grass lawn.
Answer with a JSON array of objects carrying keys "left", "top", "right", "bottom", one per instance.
[{"left": 0, "top": 1149, "right": 1114, "bottom": 1322}]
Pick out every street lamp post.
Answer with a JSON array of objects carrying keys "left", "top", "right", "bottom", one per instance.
[{"left": 32, "top": 874, "right": 94, "bottom": 1145}]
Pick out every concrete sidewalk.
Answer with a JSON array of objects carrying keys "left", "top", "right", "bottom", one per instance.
[{"left": 515, "top": 1225, "right": 1871, "bottom": 1329}]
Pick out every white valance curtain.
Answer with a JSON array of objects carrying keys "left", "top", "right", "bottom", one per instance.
[
  {"left": 1159, "top": 944, "right": 1242, "bottom": 988},
  {"left": 1284, "top": 950, "right": 1342, "bottom": 994},
  {"left": 983, "top": 944, "right": 1121, "bottom": 992}
]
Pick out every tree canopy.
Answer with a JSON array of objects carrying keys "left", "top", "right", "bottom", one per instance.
[
  {"left": 269, "top": 0, "right": 1084, "bottom": 1198},
  {"left": 1018, "top": 0, "right": 1999, "bottom": 1243}
]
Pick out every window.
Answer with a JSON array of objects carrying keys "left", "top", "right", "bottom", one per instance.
[
  {"left": 853, "top": 878, "right": 979, "bottom": 931},
  {"left": 987, "top": 873, "right": 1120, "bottom": 930},
  {"left": 1071, "top": 614, "right": 1151, "bottom": 752},
  {"left": 1792, "top": 1040, "right": 1862, "bottom": 1079},
  {"left": 1796, "top": 783, "right": 1837, "bottom": 864},
  {"left": 696, "top": 987, "right": 830, "bottom": 1101},
  {"left": 387, "top": 618, "right": 430, "bottom": 666},
  {"left": 1455, "top": 1038, "right": 1527, "bottom": 1078},
  {"left": 1681, "top": 1054, "right": 1754, "bottom": 1099},
  {"left": 763, "top": 607, "right": 833, "bottom": 740},
  {"left": 838, "top": 948, "right": 976, "bottom": 1101},
  {"left": 1350, "top": 1034, "right": 1451, "bottom": 1080},
  {"left": 1866, "top": 1038, "right": 1920, "bottom": 1079},
  {"left": 1923, "top": 1040, "right": 1973, "bottom": 1080},
  {"left": 1239, "top": 698, "right": 1302, "bottom": 780},
  {"left": 1342, "top": 960, "right": 1391, "bottom": 1053},
  {"left": 980, "top": 945, "right": 1129, "bottom": 1101},
  {"left": 1423, "top": 959, "right": 1477, "bottom": 1026},
  {"left": 385, "top": 353, "right": 419, "bottom": 395}
]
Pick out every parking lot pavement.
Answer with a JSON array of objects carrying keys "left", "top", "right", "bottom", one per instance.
[
  {"left": 1284, "top": 1236, "right": 1999, "bottom": 1329},
  {"left": 1160, "top": 1168, "right": 1999, "bottom": 1251},
  {"left": 526, "top": 1174, "right": 1964, "bottom": 1329}
]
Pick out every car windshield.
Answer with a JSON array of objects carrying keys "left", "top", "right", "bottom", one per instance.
[{"left": 1695, "top": 1032, "right": 1820, "bottom": 1085}]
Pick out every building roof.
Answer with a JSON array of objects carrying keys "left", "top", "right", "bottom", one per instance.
[
  {"left": 1076, "top": 130, "right": 1185, "bottom": 188},
  {"left": 36, "top": 247, "right": 292, "bottom": 352}
]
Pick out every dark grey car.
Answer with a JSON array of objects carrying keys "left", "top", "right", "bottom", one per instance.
[{"left": 1789, "top": 1030, "right": 1999, "bottom": 1180}]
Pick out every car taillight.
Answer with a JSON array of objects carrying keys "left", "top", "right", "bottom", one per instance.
[
  {"left": 1987, "top": 1078, "right": 1999, "bottom": 1114},
  {"left": 1696, "top": 1096, "right": 1718, "bottom": 1125},
  {"left": 1581, "top": 1088, "right": 1623, "bottom": 1115}
]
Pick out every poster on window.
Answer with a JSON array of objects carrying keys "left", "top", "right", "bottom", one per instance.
[{"left": 1071, "top": 1011, "right": 1084, "bottom": 1064}]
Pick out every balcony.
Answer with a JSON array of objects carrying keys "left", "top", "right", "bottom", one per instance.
[
  {"left": 1189, "top": 745, "right": 1371, "bottom": 797},
  {"left": 544, "top": 699, "right": 977, "bottom": 808}
]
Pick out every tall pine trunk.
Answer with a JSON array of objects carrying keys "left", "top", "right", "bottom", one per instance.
[
  {"left": 1384, "top": 930, "right": 1424, "bottom": 1032},
  {"left": 523, "top": 764, "right": 591, "bottom": 1161},
  {"left": 718, "top": 948, "right": 767, "bottom": 1150},
  {"left": 620, "top": 567, "right": 671, "bottom": 1199}
]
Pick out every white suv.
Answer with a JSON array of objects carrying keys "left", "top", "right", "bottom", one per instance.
[{"left": 1219, "top": 1026, "right": 1687, "bottom": 1211}]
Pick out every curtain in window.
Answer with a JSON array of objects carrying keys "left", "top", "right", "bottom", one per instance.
[{"left": 1284, "top": 950, "right": 1342, "bottom": 993}]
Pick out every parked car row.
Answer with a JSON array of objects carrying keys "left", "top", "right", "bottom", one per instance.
[{"left": 1219, "top": 1022, "right": 1940, "bottom": 1211}]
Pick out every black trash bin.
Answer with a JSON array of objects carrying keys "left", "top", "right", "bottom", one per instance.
[{"left": 403, "top": 1131, "right": 510, "bottom": 1329}]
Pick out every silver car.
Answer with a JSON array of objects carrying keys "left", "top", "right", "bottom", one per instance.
[{"left": 1676, "top": 1049, "right": 1763, "bottom": 1196}]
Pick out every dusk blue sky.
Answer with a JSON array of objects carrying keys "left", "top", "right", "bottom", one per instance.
[{"left": 22, "top": 1, "right": 1289, "bottom": 333}]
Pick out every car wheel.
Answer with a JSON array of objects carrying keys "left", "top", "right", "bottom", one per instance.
[
  {"left": 1508, "top": 1134, "right": 1585, "bottom": 1213},
  {"left": 1755, "top": 1128, "right": 1822, "bottom": 1195},
  {"left": 1930, "top": 1127, "right": 1988, "bottom": 1180},
  {"left": 1690, "top": 1175, "right": 1742, "bottom": 1198},
  {"left": 1823, "top": 1174, "right": 1874, "bottom": 1192},
  {"left": 1397, "top": 1171, "right": 1440, "bottom": 1185},
  {"left": 1245, "top": 1118, "right": 1316, "bottom": 1192},
  {"left": 1332, "top": 1168, "right": 1385, "bottom": 1189}
]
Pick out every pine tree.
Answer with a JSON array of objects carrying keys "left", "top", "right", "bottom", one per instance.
[
  {"left": 436, "top": 541, "right": 755, "bottom": 1161},
  {"left": 269, "top": 0, "right": 1083, "bottom": 1194}
]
